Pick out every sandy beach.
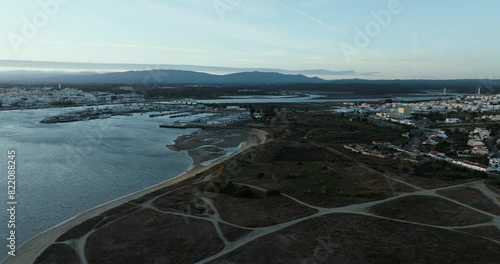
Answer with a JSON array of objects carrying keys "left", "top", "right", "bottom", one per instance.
[{"left": 2, "top": 129, "right": 268, "bottom": 264}]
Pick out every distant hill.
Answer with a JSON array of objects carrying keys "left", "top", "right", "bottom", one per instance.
[
  {"left": 0, "top": 70, "right": 498, "bottom": 96},
  {"left": 0, "top": 60, "right": 376, "bottom": 77},
  {"left": 220, "top": 71, "right": 324, "bottom": 84},
  {"left": 0, "top": 70, "right": 326, "bottom": 85}
]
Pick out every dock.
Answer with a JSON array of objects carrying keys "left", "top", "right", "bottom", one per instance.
[{"left": 159, "top": 123, "right": 230, "bottom": 129}]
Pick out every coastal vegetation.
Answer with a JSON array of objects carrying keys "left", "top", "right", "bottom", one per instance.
[{"left": 30, "top": 110, "right": 500, "bottom": 263}]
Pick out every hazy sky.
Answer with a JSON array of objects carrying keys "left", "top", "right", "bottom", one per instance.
[{"left": 1, "top": 0, "right": 499, "bottom": 79}]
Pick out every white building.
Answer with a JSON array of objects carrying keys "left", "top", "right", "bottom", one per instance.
[
  {"left": 489, "top": 158, "right": 500, "bottom": 171},
  {"left": 445, "top": 118, "right": 461, "bottom": 124}
]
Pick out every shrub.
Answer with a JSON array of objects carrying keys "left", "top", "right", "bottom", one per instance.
[
  {"left": 266, "top": 189, "right": 281, "bottom": 196},
  {"left": 236, "top": 186, "right": 254, "bottom": 198},
  {"left": 303, "top": 189, "right": 314, "bottom": 195},
  {"left": 337, "top": 191, "right": 347, "bottom": 197},
  {"left": 351, "top": 191, "right": 384, "bottom": 198},
  {"left": 495, "top": 180, "right": 500, "bottom": 188},
  {"left": 220, "top": 181, "right": 235, "bottom": 194},
  {"left": 206, "top": 179, "right": 234, "bottom": 194},
  {"left": 204, "top": 182, "right": 220, "bottom": 193},
  {"left": 472, "top": 171, "right": 488, "bottom": 179}
]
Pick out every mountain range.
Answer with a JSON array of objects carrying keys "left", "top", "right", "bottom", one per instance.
[{"left": 0, "top": 70, "right": 326, "bottom": 85}]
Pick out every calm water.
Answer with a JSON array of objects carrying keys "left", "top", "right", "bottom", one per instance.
[
  {"left": 195, "top": 94, "right": 460, "bottom": 104},
  {"left": 0, "top": 107, "right": 198, "bottom": 256}
]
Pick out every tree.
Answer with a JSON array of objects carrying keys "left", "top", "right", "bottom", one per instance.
[
  {"left": 249, "top": 105, "right": 255, "bottom": 115},
  {"left": 236, "top": 186, "right": 253, "bottom": 198},
  {"left": 263, "top": 106, "right": 276, "bottom": 119}
]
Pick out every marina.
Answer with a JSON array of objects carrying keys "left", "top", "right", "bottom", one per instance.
[{"left": 39, "top": 103, "right": 195, "bottom": 123}]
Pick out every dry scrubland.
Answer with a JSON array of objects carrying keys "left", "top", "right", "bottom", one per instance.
[{"left": 32, "top": 113, "right": 500, "bottom": 264}]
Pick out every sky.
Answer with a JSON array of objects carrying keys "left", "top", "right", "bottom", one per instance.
[{"left": 0, "top": 0, "right": 499, "bottom": 79}]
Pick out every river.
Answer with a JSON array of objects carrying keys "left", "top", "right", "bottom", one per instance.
[{"left": 0, "top": 107, "right": 198, "bottom": 258}]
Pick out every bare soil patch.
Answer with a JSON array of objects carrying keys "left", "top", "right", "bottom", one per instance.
[{"left": 368, "top": 195, "right": 492, "bottom": 226}]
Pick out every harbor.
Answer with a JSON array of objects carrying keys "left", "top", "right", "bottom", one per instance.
[
  {"left": 39, "top": 102, "right": 254, "bottom": 129},
  {"left": 39, "top": 103, "right": 176, "bottom": 123},
  {"left": 39, "top": 103, "right": 205, "bottom": 124}
]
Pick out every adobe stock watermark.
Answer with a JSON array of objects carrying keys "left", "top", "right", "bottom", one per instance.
[
  {"left": 213, "top": 0, "right": 243, "bottom": 21},
  {"left": 339, "top": 0, "right": 408, "bottom": 63},
  {"left": 479, "top": 73, "right": 496, "bottom": 95},
  {"left": 7, "top": 0, "right": 71, "bottom": 54},
  {"left": 182, "top": 143, "right": 258, "bottom": 225},
  {"left": 302, "top": 235, "right": 341, "bottom": 264},
  {"left": 51, "top": 117, "right": 114, "bottom": 183},
  {"left": 139, "top": 68, "right": 167, "bottom": 97}
]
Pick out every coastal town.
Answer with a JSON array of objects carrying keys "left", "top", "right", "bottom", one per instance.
[
  {"left": 331, "top": 93, "right": 500, "bottom": 174},
  {"left": 20, "top": 93, "right": 500, "bottom": 264},
  {"left": 0, "top": 86, "right": 145, "bottom": 108},
  {"left": 3, "top": 1, "right": 500, "bottom": 262},
  {"left": 8, "top": 84, "right": 500, "bottom": 175},
  {"left": 3, "top": 84, "right": 500, "bottom": 264}
]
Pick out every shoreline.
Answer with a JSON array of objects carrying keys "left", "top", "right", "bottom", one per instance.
[
  {"left": 166, "top": 128, "right": 253, "bottom": 166},
  {"left": 2, "top": 128, "right": 268, "bottom": 264}
]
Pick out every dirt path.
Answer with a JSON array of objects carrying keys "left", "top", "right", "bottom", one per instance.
[
  {"left": 195, "top": 177, "right": 500, "bottom": 263},
  {"left": 473, "top": 181, "right": 500, "bottom": 207},
  {"left": 15, "top": 132, "right": 500, "bottom": 264},
  {"left": 193, "top": 147, "right": 500, "bottom": 263}
]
